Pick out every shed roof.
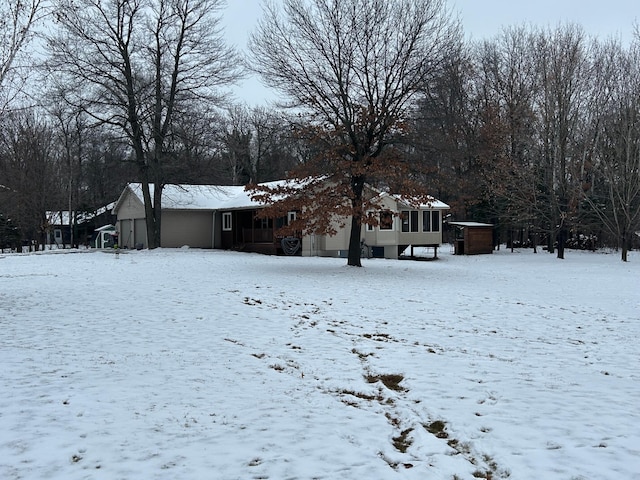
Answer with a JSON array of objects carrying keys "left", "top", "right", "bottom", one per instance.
[{"left": 448, "top": 221, "right": 494, "bottom": 227}]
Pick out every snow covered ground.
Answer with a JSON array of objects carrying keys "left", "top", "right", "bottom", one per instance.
[{"left": 0, "top": 247, "right": 638, "bottom": 480}]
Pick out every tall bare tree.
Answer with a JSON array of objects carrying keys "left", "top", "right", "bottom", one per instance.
[
  {"left": 0, "top": 111, "right": 62, "bottom": 249},
  {"left": 48, "top": 0, "right": 241, "bottom": 248},
  {"left": 533, "top": 24, "right": 591, "bottom": 258},
  {"left": 474, "top": 27, "right": 540, "bottom": 248},
  {"left": 585, "top": 39, "right": 640, "bottom": 261},
  {"left": 0, "top": 0, "right": 45, "bottom": 110},
  {"left": 248, "top": 0, "right": 459, "bottom": 266},
  {"left": 410, "top": 40, "right": 475, "bottom": 216},
  {"left": 220, "top": 105, "right": 297, "bottom": 185}
]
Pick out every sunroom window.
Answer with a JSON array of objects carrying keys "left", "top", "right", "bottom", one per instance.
[{"left": 401, "top": 211, "right": 419, "bottom": 232}]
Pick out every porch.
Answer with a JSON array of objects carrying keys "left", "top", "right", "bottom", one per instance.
[{"left": 221, "top": 209, "right": 301, "bottom": 256}]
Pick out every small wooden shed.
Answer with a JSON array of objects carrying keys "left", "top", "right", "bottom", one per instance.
[{"left": 449, "top": 222, "right": 494, "bottom": 255}]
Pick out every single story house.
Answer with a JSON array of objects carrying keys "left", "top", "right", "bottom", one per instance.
[{"left": 112, "top": 182, "right": 449, "bottom": 259}]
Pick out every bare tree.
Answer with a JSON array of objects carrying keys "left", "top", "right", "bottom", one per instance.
[
  {"left": 47, "top": 93, "right": 87, "bottom": 248},
  {"left": 219, "top": 105, "right": 297, "bottom": 185},
  {"left": 0, "top": 111, "right": 62, "bottom": 249},
  {"left": 221, "top": 105, "right": 253, "bottom": 185},
  {"left": 0, "top": 0, "right": 46, "bottom": 111},
  {"left": 48, "top": 0, "right": 242, "bottom": 248},
  {"left": 585, "top": 39, "right": 640, "bottom": 261},
  {"left": 474, "top": 27, "right": 541, "bottom": 249},
  {"left": 410, "top": 40, "right": 475, "bottom": 216},
  {"left": 532, "top": 24, "right": 592, "bottom": 259},
  {"left": 248, "top": 0, "right": 459, "bottom": 266}
]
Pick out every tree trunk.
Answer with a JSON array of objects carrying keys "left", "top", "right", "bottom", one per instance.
[
  {"left": 141, "top": 180, "right": 160, "bottom": 250},
  {"left": 347, "top": 175, "right": 365, "bottom": 267},
  {"left": 556, "top": 228, "right": 566, "bottom": 259},
  {"left": 151, "top": 183, "right": 163, "bottom": 249},
  {"left": 347, "top": 214, "right": 362, "bottom": 267},
  {"left": 621, "top": 227, "right": 628, "bottom": 262}
]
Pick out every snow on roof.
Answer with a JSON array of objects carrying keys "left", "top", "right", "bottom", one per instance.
[
  {"left": 95, "top": 224, "right": 116, "bottom": 232},
  {"left": 400, "top": 196, "right": 449, "bottom": 210},
  {"left": 374, "top": 190, "right": 449, "bottom": 210},
  {"left": 124, "top": 182, "right": 288, "bottom": 211},
  {"left": 448, "top": 221, "right": 494, "bottom": 227},
  {"left": 121, "top": 180, "right": 449, "bottom": 212},
  {"left": 46, "top": 202, "right": 117, "bottom": 226}
]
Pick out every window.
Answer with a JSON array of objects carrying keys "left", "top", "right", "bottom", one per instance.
[
  {"left": 432, "top": 211, "right": 440, "bottom": 232},
  {"left": 422, "top": 211, "right": 431, "bottom": 232},
  {"left": 222, "top": 212, "right": 232, "bottom": 231},
  {"left": 380, "top": 211, "right": 393, "bottom": 230},
  {"left": 401, "top": 211, "right": 409, "bottom": 232},
  {"left": 422, "top": 210, "right": 440, "bottom": 232},
  {"left": 287, "top": 211, "right": 297, "bottom": 225},
  {"left": 411, "top": 211, "right": 418, "bottom": 232},
  {"left": 401, "top": 211, "right": 418, "bottom": 232}
]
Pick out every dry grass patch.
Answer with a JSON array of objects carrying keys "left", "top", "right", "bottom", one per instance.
[
  {"left": 365, "top": 373, "right": 406, "bottom": 392},
  {"left": 392, "top": 428, "right": 414, "bottom": 453}
]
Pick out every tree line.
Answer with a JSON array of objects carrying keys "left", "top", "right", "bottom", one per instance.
[
  {"left": 412, "top": 23, "right": 640, "bottom": 262},
  {"left": 0, "top": 0, "right": 638, "bottom": 262}
]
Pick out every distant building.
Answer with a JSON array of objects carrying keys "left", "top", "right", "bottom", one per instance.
[{"left": 45, "top": 203, "right": 116, "bottom": 248}]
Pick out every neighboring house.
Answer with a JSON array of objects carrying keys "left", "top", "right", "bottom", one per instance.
[
  {"left": 112, "top": 182, "right": 449, "bottom": 259},
  {"left": 46, "top": 203, "right": 117, "bottom": 248}
]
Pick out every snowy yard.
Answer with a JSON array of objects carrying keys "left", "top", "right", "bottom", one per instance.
[{"left": 0, "top": 247, "right": 638, "bottom": 480}]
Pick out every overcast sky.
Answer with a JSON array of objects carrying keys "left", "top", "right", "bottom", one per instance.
[{"left": 223, "top": 0, "right": 638, "bottom": 105}]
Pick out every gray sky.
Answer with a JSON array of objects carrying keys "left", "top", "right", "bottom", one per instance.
[{"left": 224, "top": 0, "right": 638, "bottom": 105}]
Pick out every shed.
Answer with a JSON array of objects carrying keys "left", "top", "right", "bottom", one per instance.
[{"left": 449, "top": 222, "right": 494, "bottom": 255}]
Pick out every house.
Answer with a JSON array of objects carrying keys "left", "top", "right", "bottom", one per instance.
[
  {"left": 449, "top": 222, "right": 495, "bottom": 255},
  {"left": 112, "top": 182, "right": 449, "bottom": 259},
  {"left": 45, "top": 203, "right": 117, "bottom": 248}
]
